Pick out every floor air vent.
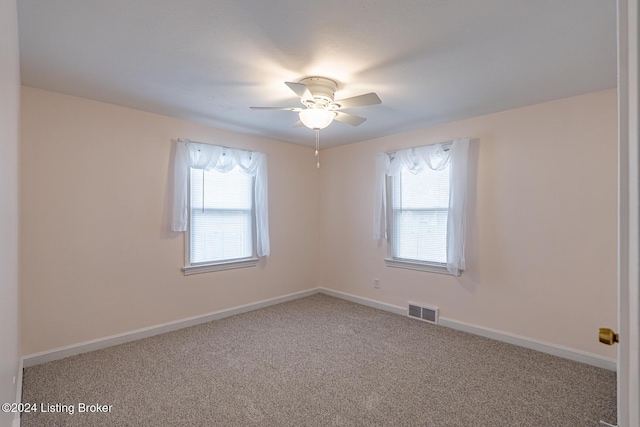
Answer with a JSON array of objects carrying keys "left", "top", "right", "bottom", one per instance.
[{"left": 407, "top": 302, "right": 439, "bottom": 325}]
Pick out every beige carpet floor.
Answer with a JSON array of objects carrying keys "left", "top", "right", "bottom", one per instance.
[{"left": 21, "top": 294, "right": 616, "bottom": 426}]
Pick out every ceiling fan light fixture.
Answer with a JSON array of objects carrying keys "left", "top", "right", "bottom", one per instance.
[{"left": 299, "top": 108, "right": 335, "bottom": 130}]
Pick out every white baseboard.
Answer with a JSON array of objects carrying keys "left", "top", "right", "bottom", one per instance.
[
  {"left": 318, "top": 287, "right": 617, "bottom": 371},
  {"left": 23, "top": 286, "right": 617, "bottom": 372},
  {"left": 319, "top": 288, "right": 406, "bottom": 315},
  {"left": 23, "top": 288, "right": 320, "bottom": 368},
  {"left": 438, "top": 317, "right": 617, "bottom": 371}
]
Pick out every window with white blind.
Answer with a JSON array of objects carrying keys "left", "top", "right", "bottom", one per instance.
[
  {"left": 388, "top": 161, "right": 450, "bottom": 266},
  {"left": 375, "top": 139, "right": 469, "bottom": 275},
  {"left": 187, "top": 166, "right": 256, "bottom": 266}
]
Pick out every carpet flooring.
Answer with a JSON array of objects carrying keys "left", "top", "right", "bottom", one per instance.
[{"left": 21, "top": 294, "right": 616, "bottom": 426}]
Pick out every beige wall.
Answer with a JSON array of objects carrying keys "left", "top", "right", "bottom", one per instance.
[
  {"left": 319, "top": 89, "right": 618, "bottom": 358},
  {"left": 1, "top": 0, "right": 21, "bottom": 425},
  {"left": 20, "top": 87, "right": 618, "bottom": 360},
  {"left": 20, "top": 87, "right": 321, "bottom": 355}
]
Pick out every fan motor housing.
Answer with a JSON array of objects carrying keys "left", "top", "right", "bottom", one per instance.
[{"left": 300, "top": 77, "right": 337, "bottom": 107}]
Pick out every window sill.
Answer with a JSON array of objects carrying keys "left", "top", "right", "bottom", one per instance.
[
  {"left": 384, "top": 258, "right": 460, "bottom": 276},
  {"left": 182, "top": 258, "right": 259, "bottom": 276}
]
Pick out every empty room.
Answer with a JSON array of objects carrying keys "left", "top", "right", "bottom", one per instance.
[{"left": 2, "top": 0, "right": 639, "bottom": 426}]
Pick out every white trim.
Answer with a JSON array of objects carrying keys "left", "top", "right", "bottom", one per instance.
[
  {"left": 617, "top": 0, "right": 630, "bottom": 422},
  {"left": 319, "top": 288, "right": 407, "bottom": 315},
  {"left": 23, "top": 286, "right": 617, "bottom": 373},
  {"left": 318, "top": 288, "right": 617, "bottom": 371},
  {"left": 617, "top": 0, "right": 640, "bottom": 425},
  {"left": 384, "top": 258, "right": 458, "bottom": 276},
  {"left": 438, "top": 317, "right": 617, "bottom": 372},
  {"left": 12, "top": 357, "right": 22, "bottom": 427},
  {"left": 23, "top": 288, "right": 319, "bottom": 367},
  {"left": 182, "top": 258, "right": 259, "bottom": 275}
]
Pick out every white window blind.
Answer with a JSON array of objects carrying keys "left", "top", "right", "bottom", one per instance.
[
  {"left": 390, "top": 161, "right": 450, "bottom": 264},
  {"left": 189, "top": 167, "right": 254, "bottom": 264},
  {"left": 375, "top": 138, "right": 470, "bottom": 275}
]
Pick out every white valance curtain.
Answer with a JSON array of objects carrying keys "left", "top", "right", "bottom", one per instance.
[
  {"left": 374, "top": 138, "right": 470, "bottom": 275},
  {"left": 172, "top": 140, "right": 270, "bottom": 257}
]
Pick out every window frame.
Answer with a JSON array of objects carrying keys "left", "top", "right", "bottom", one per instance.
[
  {"left": 383, "top": 147, "right": 457, "bottom": 276},
  {"left": 182, "top": 166, "right": 259, "bottom": 275}
]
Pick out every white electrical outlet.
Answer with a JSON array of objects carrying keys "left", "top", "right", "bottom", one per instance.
[{"left": 374, "top": 279, "right": 380, "bottom": 289}]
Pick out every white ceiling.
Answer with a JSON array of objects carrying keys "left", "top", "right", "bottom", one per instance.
[{"left": 17, "top": 0, "right": 617, "bottom": 148}]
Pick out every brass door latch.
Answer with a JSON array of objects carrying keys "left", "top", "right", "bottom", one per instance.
[{"left": 598, "top": 328, "right": 619, "bottom": 345}]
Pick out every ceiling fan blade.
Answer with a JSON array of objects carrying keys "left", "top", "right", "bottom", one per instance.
[
  {"left": 250, "top": 106, "right": 302, "bottom": 111},
  {"left": 285, "top": 82, "right": 314, "bottom": 103},
  {"left": 292, "top": 120, "right": 305, "bottom": 128},
  {"left": 333, "top": 93, "right": 381, "bottom": 109},
  {"left": 334, "top": 111, "right": 367, "bottom": 126}
]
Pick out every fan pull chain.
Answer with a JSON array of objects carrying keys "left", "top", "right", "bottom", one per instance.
[
  {"left": 315, "top": 129, "right": 320, "bottom": 168},
  {"left": 202, "top": 170, "right": 205, "bottom": 213}
]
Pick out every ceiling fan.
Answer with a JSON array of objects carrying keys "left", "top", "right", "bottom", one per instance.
[{"left": 250, "top": 77, "right": 382, "bottom": 130}]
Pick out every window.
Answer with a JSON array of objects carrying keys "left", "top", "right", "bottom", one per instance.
[
  {"left": 172, "top": 140, "right": 269, "bottom": 275},
  {"left": 388, "top": 161, "right": 449, "bottom": 265},
  {"left": 188, "top": 167, "right": 255, "bottom": 265},
  {"left": 374, "top": 138, "right": 470, "bottom": 275}
]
